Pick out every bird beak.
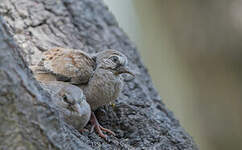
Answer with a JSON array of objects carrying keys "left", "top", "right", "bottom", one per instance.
[{"left": 116, "top": 66, "right": 135, "bottom": 77}]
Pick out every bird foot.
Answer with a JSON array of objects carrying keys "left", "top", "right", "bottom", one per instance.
[
  {"left": 79, "top": 128, "right": 88, "bottom": 133},
  {"left": 90, "top": 112, "right": 115, "bottom": 140}
]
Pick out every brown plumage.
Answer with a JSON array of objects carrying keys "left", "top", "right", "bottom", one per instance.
[
  {"left": 31, "top": 47, "right": 134, "bottom": 139},
  {"left": 32, "top": 47, "right": 95, "bottom": 84}
]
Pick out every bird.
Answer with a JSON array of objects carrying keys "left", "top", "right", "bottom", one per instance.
[
  {"left": 40, "top": 81, "right": 91, "bottom": 130},
  {"left": 31, "top": 47, "right": 135, "bottom": 139}
]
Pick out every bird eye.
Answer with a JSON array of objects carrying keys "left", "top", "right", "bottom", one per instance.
[
  {"left": 63, "top": 94, "right": 68, "bottom": 102},
  {"left": 110, "top": 56, "right": 119, "bottom": 63}
]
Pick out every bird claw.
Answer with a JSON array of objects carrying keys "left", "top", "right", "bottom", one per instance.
[
  {"left": 90, "top": 112, "right": 115, "bottom": 140},
  {"left": 99, "top": 125, "right": 115, "bottom": 136},
  {"left": 79, "top": 128, "right": 88, "bottom": 133}
]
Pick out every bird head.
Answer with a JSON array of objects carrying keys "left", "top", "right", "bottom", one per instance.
[{"left": 94, "top": 50, "right": 135, "bottom": 77}]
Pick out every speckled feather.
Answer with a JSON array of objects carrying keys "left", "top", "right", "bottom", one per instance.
[{"left": 39, "top": 47, "right": 96, "bottom": 84}]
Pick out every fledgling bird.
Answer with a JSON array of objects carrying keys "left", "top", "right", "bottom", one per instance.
[
  {"left": 40, "top": 81, "right": 91, "bottom": 130},
  {"left": 31, "top": 47, "right": 135, "bottom": 139}
]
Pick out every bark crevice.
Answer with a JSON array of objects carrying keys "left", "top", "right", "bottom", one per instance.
[{"left": 0, "top": 0, "right": 198, "bottom": 149}]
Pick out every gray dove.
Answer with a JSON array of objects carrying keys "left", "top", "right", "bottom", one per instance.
[{"left": 40, "top": 81, "right": 91, "bottom": 130}]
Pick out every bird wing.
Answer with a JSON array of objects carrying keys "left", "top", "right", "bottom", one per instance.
[{"left": 36, "top": 47, "right": 96, "bottom": 84}]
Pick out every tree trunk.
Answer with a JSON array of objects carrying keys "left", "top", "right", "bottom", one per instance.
[{"left": 0, "top": 0, "right": 198, "bottom": 149}]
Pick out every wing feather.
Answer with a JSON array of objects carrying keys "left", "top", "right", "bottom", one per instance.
[{"left": 34, "top": 47, "right": 96, "bottom": 84}]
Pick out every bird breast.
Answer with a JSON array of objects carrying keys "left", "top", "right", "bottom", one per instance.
[{"left": 82, "top": 69, "right": 123, "bottom": 110}]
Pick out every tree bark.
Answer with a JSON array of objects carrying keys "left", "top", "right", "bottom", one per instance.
[{"left": 0, "top": 0, "right": 198, "bottom": 149}]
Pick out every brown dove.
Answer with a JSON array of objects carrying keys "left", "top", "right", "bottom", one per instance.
[{"left": 31, "top": 47, "right": 134, "bottom": 139}]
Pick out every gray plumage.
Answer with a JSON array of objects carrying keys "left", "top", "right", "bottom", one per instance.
[
  {"left": 40, "top": 81, "right": 91, "bottom": 129},
  {"left": 80, "top": 65, "right": 123, "bottom": 110}
]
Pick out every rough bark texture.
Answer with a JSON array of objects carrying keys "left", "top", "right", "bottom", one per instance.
[{"left": 0, "top": 0, "right": 198, "bottom": 149}]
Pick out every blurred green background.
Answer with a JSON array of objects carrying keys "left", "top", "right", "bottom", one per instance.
[{"left": 103, "top": 0, "right": 242, "bottom": 150}]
